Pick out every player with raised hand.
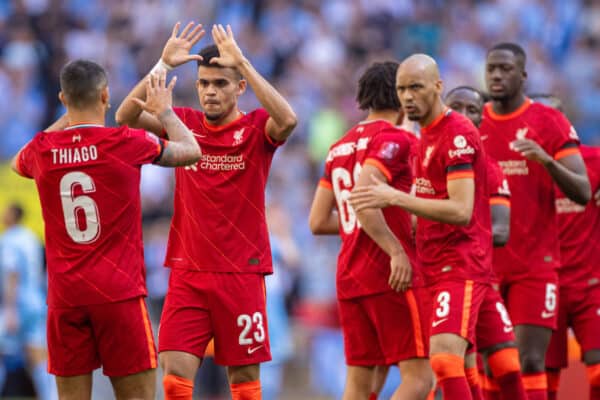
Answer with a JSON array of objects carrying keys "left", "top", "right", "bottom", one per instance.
[
  {"left": 309, "top": 61, "right": 433, "bottom": 400},
  {"left": 480, "top": 43, "right": 591, "bottom": 400},
  {"left": 11, "top": 59, "right": 200, "bottom": 400},
  {"left": 446, "top": 86, "right": 527, "bottom": 400},
  {"left": 351, "top": 54, "right": 493, "bottom": 400},
  {"left": 116, "top": 21, "right": 297, "bottom": 400}
]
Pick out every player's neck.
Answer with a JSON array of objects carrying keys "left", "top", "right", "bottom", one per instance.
[
  {"left": 420, "top": 98, "right": 445, "bottom": 127},
  {"left": 205, "top": 109, "right": 242, "bottom": 127},
  {"left": 66, "top": 110, "right": 105, "bottom": 127},
  {"left": 491, "top": 93, "right": 527, "bottom": 115},
  {"left": 366, "top": 110, "right": 401, "bottom": 125}
]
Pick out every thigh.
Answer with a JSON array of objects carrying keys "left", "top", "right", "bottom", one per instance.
[
  {"left": 90, "top": 297, "right": 157, "bottom": 377},
  {"left": 364, "top": 288, "right": 430, "bottom": 364},
  {"left": 47, "top": 306, "right": 100, "bottom": 377},
  {"left": 476, "top": 286, "right": 515, "bottom": 351},
  {"left": 210, "top": 273, "right": 272, "bottom": 366},
  {"left": 504, "top": 274, "right": 558, "bottom": 329},
  {"left": 55, "top": 373, "right": 93, "bottom": 400},
  {"left": 158, "top": 269, "right": 213, "bottom": 359},
  {"left": 429, "top": 280, "right": 487, "bottom": 345},
  {"left": 110, "top": 368, "right": 156, "bottom": 400},
  {"left": 338, "top": 297, "right": 385, "bottom": 366}
]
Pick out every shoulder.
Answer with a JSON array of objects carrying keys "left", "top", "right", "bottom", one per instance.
[{"left": 242, "top": 108, "right": 270, "bottom": 129}]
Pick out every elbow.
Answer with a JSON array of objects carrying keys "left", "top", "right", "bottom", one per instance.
[
  {"left": 115, "top": 109, "right": 129, "bottom": 127},
  {"left": 573, "top": 185, "right": 592, "bottom": 206},
  {"left": 285, "top": 113, "right": 298, "bottom": 131},
  {"left": 454, "top": 209, "right": 472, "bottom": 226},
  {"left": 308, "top": 214, "right": 327, "bottom": 235}
]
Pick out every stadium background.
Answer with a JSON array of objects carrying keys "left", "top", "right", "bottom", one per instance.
[{"left": 0, "top": 0, "right": 598, "bottom": 398}]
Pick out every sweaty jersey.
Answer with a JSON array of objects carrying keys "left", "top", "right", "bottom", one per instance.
[
  {"left": 15, "top": 125, "right": 164, "bottom": 307},
  {"left": 556, "top": 145, "right": 600, "bottom": 288},
  {"left": 413, "top": 110, "right": 492, "bottom": 286},
  {"left": 480, "top": 98, "right": 580, "bottom": 281},
  {"left": 320, "top": 120, "right": 419, "bottom": 299},
  {"left": 164, "top": 108, "right": 280, "bottom": 274}
]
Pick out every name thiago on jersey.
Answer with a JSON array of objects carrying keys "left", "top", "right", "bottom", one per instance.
[{"left": 51, "top": 145, "right": 98, "bottom": 165}]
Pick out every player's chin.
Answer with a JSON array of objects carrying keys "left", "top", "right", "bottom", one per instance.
[
  {"left": 406, "top": 113, "right": 421, "bottom": 121},
  {"left": 205, "top": 111, "right": 224, "bottom": 122},
  {"left": 488, "top": 92, "right": 509, "bottom": 102}
]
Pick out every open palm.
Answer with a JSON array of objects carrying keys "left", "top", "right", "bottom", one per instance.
[
  {"left": 210, "top": 24, "right": 245, "bottom": 68},
  {"left": 161, "top": 22, "right": 205, "bottom": 67}
]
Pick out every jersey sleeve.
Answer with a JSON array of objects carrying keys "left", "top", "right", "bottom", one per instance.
[
  {"left": 254, "top": 108, "right": 284, "bottom": 150},
  {"left": 14, "top": 140, "right": 36, "bottom": 179},
  {"left": 542, "top": 109, "right": 581, "bottom": 161},
  {"left": 122, "top": 128, "right": 166, "bottom": 166},
  {"left": 487, "top": 160, "right": 511, "bottom": 208},
  {"left": 443, "top": 129, "right": 478, "bottom": 181},
  {"left": 364, "top": 131, "right": 410, "bottom": 182}
]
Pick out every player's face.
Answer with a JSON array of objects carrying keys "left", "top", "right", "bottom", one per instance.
[
  {"left": 196, "top": 66, "right": 246, "bottom": 121},
  {"left": 485, "top": 50, "right": 526, "bottom": 102},
  {"left": 446, "top": 89, "right": 483, "bottom": 127},
  {"left": 396, "top": 69, "right": 441, "bottom": 122}
]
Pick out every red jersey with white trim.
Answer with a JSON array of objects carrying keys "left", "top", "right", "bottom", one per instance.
[
  {"left": 413, "top": 110, "right": 492, "bottom": 286},
  {"left": 556, "top": 145, "right": 600, "bottom": 288},
  {"left": 15, "top": 125, "right": 164, "bottom": 307},
  {"left": 164, "top": 108, "right": 280, "bottom": 274},
  {"left": 319, "top": 120, "right": 420, "bottom": 299},
  {"left": 480, "top": 98, "right": 580, "bottom": 281}
]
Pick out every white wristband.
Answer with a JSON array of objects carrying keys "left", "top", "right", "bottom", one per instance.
[{"left": 150, "top": 59, "right": 173, "bottom": 74}]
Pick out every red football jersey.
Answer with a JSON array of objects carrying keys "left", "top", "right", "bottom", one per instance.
[
  {"left": 413, "top": 110, "right": 492, "bottom": 286},
  {"left": 164, "top": 108, "right": 280, "bottom": 274},
  {"left": 556, "top": 145, "right": 600, "bottom": 287},
  {"left": 480, "top": 98, "right": 580, "bottom": 281},
  {"left": 15, "top": 125, "right": 164, "bottom": 307},
  {"left": 319, "top": 120, "right": 419, "bottom": 299},
  {"left": 487, "top": 158, "right": 511, "bottom": 207}
]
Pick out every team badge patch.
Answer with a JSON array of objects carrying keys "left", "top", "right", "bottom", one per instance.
[{"left": 377, "top": 142, "right": 400, "bottom": 160}]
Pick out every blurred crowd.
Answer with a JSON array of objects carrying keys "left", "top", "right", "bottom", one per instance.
[{"left": 1, "top": 0, "right": 599, "bottom": 398}]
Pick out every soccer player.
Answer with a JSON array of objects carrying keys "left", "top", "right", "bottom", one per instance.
[
  {"left": 480, "top": 42, "right": 591, "bottom": 400},
  {"left": 309, "top": 61, "right": 433, "bottom": 400},
  {"left": 11, "top": 59, "right": 201, "bottom": 399},
  {"left": 351, "top": 54, "right": 492, "bottom": 400},
  {"left": 115, "top": 22, "right": 297, "bottom": 400},
  {"left": 0, "top": 203, "right": 57, "bottom": 400},
  {"left": 446, "top": 86, "right": 527, "bottom": 400}
]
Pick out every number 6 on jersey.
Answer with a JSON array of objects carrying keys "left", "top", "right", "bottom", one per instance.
[{"left": 60, "top": 171, "right": 101, "bottom": 244}]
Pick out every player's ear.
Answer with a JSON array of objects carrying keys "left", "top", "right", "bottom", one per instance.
[
  {"left": 58, "top": 91, "right": 67, "bottom": 107},
  {"left": 100, "top": 86, "right": 110, "bottom": 107},
  {"left": 237, "top": 78, "right": 247, "bottom": 96},
  {"left": 435, "top": 79, "right": 444, "bottom": 96}
]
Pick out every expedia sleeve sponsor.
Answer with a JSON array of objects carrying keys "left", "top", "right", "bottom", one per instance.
[{"left": 200, "top": 153, "right": 246, "bottom": 171}]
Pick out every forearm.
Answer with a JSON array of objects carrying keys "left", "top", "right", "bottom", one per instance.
[
  {"left": 157, "top": 109, "right": 201, "bottom": 166},
  {"left": 115, "top": 77, "right": 149, "bottom": 126},
  {"left": 237, "top": 59, "right": 297, "bottom": 138},
  {"left": 356, "top": 209, "right": 405, "bottom": 256},
  {"left": 545, "top": 160, "right": 591, "bottom": 205},
  {"left": 393, "top": 191, "right": 472, "bottom": 226}
]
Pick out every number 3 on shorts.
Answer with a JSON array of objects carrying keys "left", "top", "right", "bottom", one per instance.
[
  {"left": 237, "top": 312, "right": 265, "bottom": 345},
  {"left": 435, "top": 291, "right": 451, "bottom": 318}
]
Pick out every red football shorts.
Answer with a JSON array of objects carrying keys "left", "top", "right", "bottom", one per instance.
[
  {"left": 500, "top": 274, "right": 558, "bottom": 329},
  {"left": 47, "top": 296, "right": 157, "bottom": 377},
  {"left": 159, "top": 269, "right": 271, "bottom": 366},
  {"left": 429, "top": 280, "right": 487, "bottom": 344},
  {"left": 475, "top": 285, "right": 516, "bottom": 351},
  {"left": 337, "top": 288, "right": 430, "bottom": 366},
  {"left": 546, "top": 283, "right": 600, "bottom": 369}
]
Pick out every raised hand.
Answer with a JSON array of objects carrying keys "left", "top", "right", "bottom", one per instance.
[
  {"left": 210, "top": 24, "right": 246, "bottom": 68},
  {"left": 161, "top": 22, "right": 205, "bottom": 68},
  {"left": 131, "top": 70, "right": 176, "bottom": 117}
]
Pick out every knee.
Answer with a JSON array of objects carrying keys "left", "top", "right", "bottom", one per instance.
[
  {"left": 227, "top": 364, "right": 260, "bottom": 384},
  {"left": 519, "top": 350, "right": 546, "bottom": 373}
]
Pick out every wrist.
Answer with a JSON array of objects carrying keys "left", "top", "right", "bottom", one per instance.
[
  {"left": 157, "top": 108, "right": 174, "bottom": 120},
  {"left": 236, "top": 57, "right": 251, "bottom": 75},
  {"left": 151, "top": 59, "right": 173, "bottom": 74}
]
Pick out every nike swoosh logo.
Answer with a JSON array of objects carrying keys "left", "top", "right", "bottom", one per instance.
[
  {"left": 432, "top": 318, "right": 448, "bottom": 328},
  {"left": 503, "top": 326, "right": 514, "bottom": 333},
  {"left": 247, "top": 345, "right": 264, "bottom": 354},
  {"left": 541, "top": 311, "right": 555, "bottom": 319}
]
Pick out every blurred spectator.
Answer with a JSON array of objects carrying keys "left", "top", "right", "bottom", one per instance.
[{"left": 0, "top": 203, "right": 56, "bottom": 400}]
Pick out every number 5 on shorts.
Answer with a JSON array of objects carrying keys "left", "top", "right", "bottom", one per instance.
[{"left": 237, "top": 312, "right": 265, "bottom": 345}]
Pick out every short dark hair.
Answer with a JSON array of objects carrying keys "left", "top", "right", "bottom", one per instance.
[
  {"left": 60, "top": 59, "right": 108, "bottom": 109},
  {"left": 356, "top": 61, "right": 400, "bottom": 111},
  {"left": 197, "top": 44, "right": 242, "bottom": 79},
  {"left": 488, "top": 42, "right": 527, "bottom": 68},
  {"left": 7, "top": 203, "right": 24, "bottom": 223},
  {"left": 445, "top": 86, "right": 485, "bottom": 103}
]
